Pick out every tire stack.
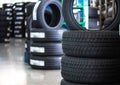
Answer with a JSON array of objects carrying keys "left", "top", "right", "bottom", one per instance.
[
  {"left": 3, "top": 3, "right": 13, "bottom": 37},
  {"left": 28, "top": 0, "right": 64, "bottom": 69},
  {"left": 89, "top": 7, "right": 99, "bottom": 29},
  {"left": 25, "top": 2, "right": 36, "bottom": 38},
  {"left": 24, "top": 2, "right": 36, "bottom": 64},
  {"left": 0, "top": 8, "right": 10, "bottom": 43},
  {"left": 61, "top": 0, "right": 120, "bottom": 85},
  {"left": 13, "top": 2, "right": 26, "bottom": 38}
]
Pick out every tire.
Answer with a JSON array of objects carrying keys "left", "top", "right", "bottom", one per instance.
[
  {"left": 30, "top": 55, "right": 61, "bottom": 69},
  {"left": 30, "top": 42, "right": 63, "bottom": 56},
  {"left": 0, "top": 21, "right": 9, "bottom": 27},
  {"left": 32, "top": 8, "right": 53, "bottom": 28},
  {"left": 14, "top": 30, "right": 25, "bottom": 34},
  {"left": 15, "top": 12, "right": 24, "bottom": 16},
  {"left": 0, "top": 27, "right": 10, "bottom": 32},
  {"left": 14, "top": 2, "right": 25, "bottom": 7},
  {"left": 0, "top": 16, "right": 7, "bottom": 21},
  {"left": 61, "top": 79, "right": 120, "bottom": 85},
  {"left": 37, "top": 0, "right": 64, "bottom": 30},
  {"left": 89, "top": 18, "right": 99, "bottom": 28},
  {"left": 62, "top": 0, "right": 120, "bottom": 30},
  {"left": 62, "top": 30, "right": 120, "bottom": 58},
  {"left": 25, "top": 40, "right": 30, "bottom": 50},
  {"left": 61, "top": 56, "right": 120, "bottom": 83},
  {"left": 104, "top": 18, "right": 113, "bottom": 25},
  {"left": 3, "top": 3, "right": 13, "bottom": 9},
  {"left": 14, "top": 16, "right": 25, "bottom": 21},
  {"left": 25, "top": 2, "right": 36, "bottom": 17},
  {"left": 14, "top": 7, "right": 24, "bottom": 11},
  {"left": 0, "top": 33, "right": 10, "bottom": 38},
  {"left": 14, "top": 21, "right": 24, "bottom": 25},
  {"left": 14, "top": 25, "right": 25, "bottom": 29},
  {"left": 0, "top": 9, "right": 7, "bottom": 16},
  {"left": 14, "top": 34, "right": 25, "bottom": 38},
  {"left": 0, "top": 38, "right": 9, "bottom": 43},
  {"left": 89, "top": 7, "right": 98, "bottom": 18},
  {"left": 30, "top": 28, "right": 64, "bottom": 42}
]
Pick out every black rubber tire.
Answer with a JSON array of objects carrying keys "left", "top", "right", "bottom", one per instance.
[
  {"left": 32, "top": 8, "right": 53, "bottom": 28},
  {"left": 0, "top": 27, "right": 10, "bottom": 32},
  {"left": 14, "top": 7, "right": 24, "bottom": 11},
  {"left": 14, "top": 30, "right": 25, "bottom": 34},
  {"left": 14, "top": 12, "right": 25, "bottom": 16},
  {"left": 89, "top": 18, "right": 99, "bottom": 28},
  {"left": 104, "top": 18, "right": 113, "bottom": 25},
  {"left": 0, "top": 16, "right": 7, "bottom": 21},
  {"left": 14, "top": 16, "right": 25, "bottom": 21},
  {"left": 14, "top": 25, "right": 25, "bottom": 29},
  {"left": 14, "top": 34, "right": 25, "bottom": 38},
  {"left": 0, "top": 38, "right": 9, "bottom": 43},
  {"left": 0, "top": 9, "right": 7, "bottom": 16},
  {"left": 0, "top": 33, "right": 10, "bottom": 38},
  {"left": 30, "top": 28, "right": 64, "bottom": 42},
  {"left": 30, "top": 42, "right": 63, "bottom": 56},
  {"left": 14, "top": 2, "right": 25, "bottom": 7},
  {"left": 61, "top": 56, "right": 120, "bottom": 84},
  {"left": 14, "top": 21, "right": 24, "bottom": 25},
  {"left": 63, "top": 30, "right": 120, "bottom": 58},
  {"left": 0, "top": 21, "right": 9, "bottom": 27},
  {"left": 61, "top": 79, "right": 120, "bottom": 85},
  {"left": 25, "top": 2, "right": 35, "bottom": 17},
  {"left": 30, "top": 55, "right": 61, "bottom": 70},
  {"left": 25, "top": 40, "right": 30, "bottom": 51},
  {"left": 89, "top": 7, "right": 98, "bottom": 18},
  {"left": 37, "top": 0, "right": 63, "bottom": 30},
  {"left": 3, "top": 3, "right": 13, "bottom": 9},
  {"left": 62, "top": 0, "right": 120, "bottom": 30}
]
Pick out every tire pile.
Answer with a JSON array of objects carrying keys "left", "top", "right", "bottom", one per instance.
[
  {"left": 13, "top": 2, "right": 26, "bottom": 38},
  {"left": 27, "top": 0, "right": 64, "bottom": 69},
  {"left": 25, "top": 2, "right": 35, "bottom": 38},
  {"left": 61, "top": 0, "right": 120, "bottom": 85},
  {"left": 0, "top": 8, "right": 10, "bottom": 43},
  {"left": 89, "top": 7, "right": 99, "bottom": 29},
  {"left": 24, "top": 2, "right": 36, "bottom": 64},
  {"left": 3, "top": 3, "right": 13, "bottom": 37}
]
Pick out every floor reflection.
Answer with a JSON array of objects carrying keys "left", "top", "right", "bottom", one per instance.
[{"left": 0, "top": 39, "right": 62, "bottom": 85}]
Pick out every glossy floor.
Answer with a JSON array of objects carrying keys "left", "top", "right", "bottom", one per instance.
[{"left": 0, "top": 39, "right": 62, "bottom": 85}]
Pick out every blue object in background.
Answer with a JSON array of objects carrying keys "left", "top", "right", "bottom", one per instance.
[{"left": 24, "top": 51, "right": 29, "bottom": 64}]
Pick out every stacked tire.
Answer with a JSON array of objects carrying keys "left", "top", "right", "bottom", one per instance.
[
  {"left": 0, "top": 8, "right": 10, "bottom": 43},
  {"left": 13, "top": 2, "right": 26, "bottom": 38},
  {"left": 89, "top": 7, "right": 99, "bottom": 29},
  {"left": 24, "top": 2, "right": 36, "bottom": 64},
  {"left": 61, "top": 30, "right": 120, "bottom": 85},
  {"left": 25, "top": 2, "right": 36, "bottom": 38},
  {"left": 61, "top": 0, "right": 120, "bottom": 85},
  {"left": 27, "top": 0, "right": 64, "bottom": 69},
  {"left": 3, "top": 3, "right": 13, "bottom": 37}
]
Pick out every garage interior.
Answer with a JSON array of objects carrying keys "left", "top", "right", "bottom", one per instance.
[{"left": 0, "top": 0, "right": 119, "bottom": 85}]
